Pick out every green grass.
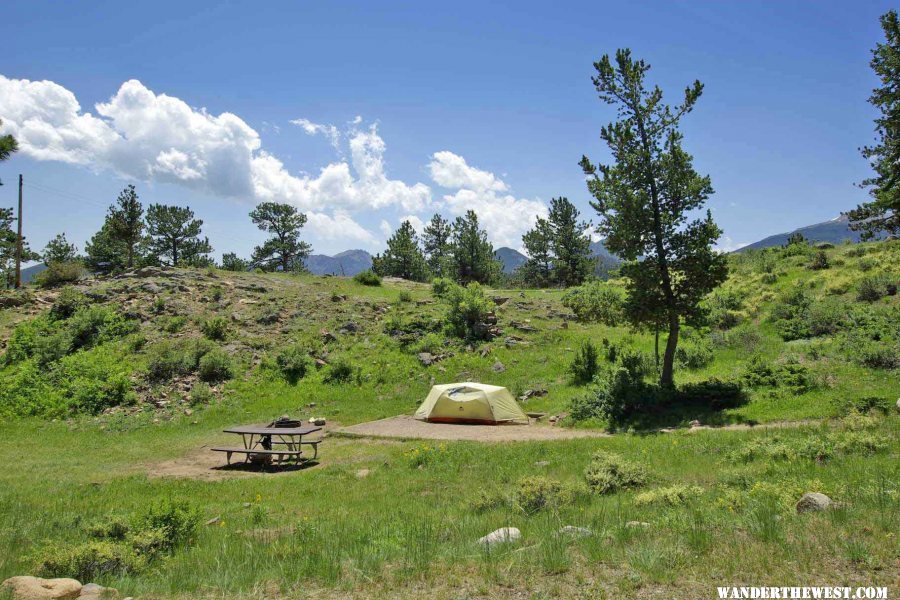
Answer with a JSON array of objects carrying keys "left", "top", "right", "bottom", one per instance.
[{"left": 0, "top": 241, "right": 897, "bottom": 597}]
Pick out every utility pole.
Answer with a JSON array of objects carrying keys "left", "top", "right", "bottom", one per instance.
[{"left": 15, "top": 174, "right": 23, "bottom": 288}]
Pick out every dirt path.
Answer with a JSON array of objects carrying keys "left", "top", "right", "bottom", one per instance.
[{"left": 335, "top": 415, "right": 610, "bottom": 442}]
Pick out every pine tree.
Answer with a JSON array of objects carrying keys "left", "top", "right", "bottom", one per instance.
[
  {"left": 449, "top": 210, "right": 501, "bottom": 285},
  {"left": 580, "top": 49, "right": 727, "bottom": 388},
  {"left": 372, "top": 220, "right": 430, "bottom": 281},
  {"left": 0, "top": 118, "right": 17, "bottom": 187},
  {"left": 521, "top": 217, "right": 554, "bottom": 287},
  {"left": 146, "top": 204, "right": 212, "bottom": 267},
  {"left": 107, "top": 185, "right": 145, "bottom": 269},
  {"left": 422, "top": 214, "right": 452, "bottom": 277},
  {"left": 846, "top": 10, "right": 900, "bottom": 239},
  {"left": 548, "top": 197, "right": 594, "bottom": 287},
  {"left": 42, "top": 233, "right": 78, "bottom": 265},
  {"left": 249, "top": 202, "right": 312, "bottom": 272},
  {"left": 221, "top": 252, "right": 250, "bottom": 272},
  {"left": 1, "top": 208, "right": 38, "bottom": 287}
]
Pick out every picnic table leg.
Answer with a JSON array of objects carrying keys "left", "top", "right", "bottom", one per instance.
[{"left": 226, "top": 451, "right": 232, "bottom": 465}]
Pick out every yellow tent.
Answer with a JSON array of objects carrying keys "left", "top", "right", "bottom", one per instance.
[{"left": 414, "top": 382, "right": 529, "bottom": 425}]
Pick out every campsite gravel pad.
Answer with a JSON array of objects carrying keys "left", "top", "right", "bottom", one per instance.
[{"left": 335, "top": 415, "right": 609, "bottom": 442}]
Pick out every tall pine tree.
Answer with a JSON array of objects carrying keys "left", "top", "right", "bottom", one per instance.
[
  {"left": 548, "top": 197, "right": 594, "bottom": 287},
  {"left": 146, "top": 204, "right": 212, "bottom": 266},
  {"left": 846, "top": 10, "right": 900, "bottom": 238},
  {"left": 580, "top": 49, "right": 727, "bottom": 388},
  {"left": 372, "top": 220, "right": 429, "bottom": 281},
  {"left": 449, "top": 210, "right": 500, "bottom": 285},
  {"left": 249, "top": 202, "right": 312, "bottom": 272},
  {"left": 422, "top": 213, "right": 452, "bottom": 277},
  {"left": 521, "top": 217, "right": 554, "bottom": 287},
  {"left": 106, "top": 185, "right": 145, "bottom": 269}
]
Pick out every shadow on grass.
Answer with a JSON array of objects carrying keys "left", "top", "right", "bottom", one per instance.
[
  {"left": 212, "top": 460, "right": 320, "bottom": 474},
  {"left": 610, "top": 380, "right": 755, "bottom": 433}
]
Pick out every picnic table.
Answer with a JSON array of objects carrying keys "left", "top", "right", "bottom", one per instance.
[{"left": 212, "top": 424, "right": 322, "bottom": 465}]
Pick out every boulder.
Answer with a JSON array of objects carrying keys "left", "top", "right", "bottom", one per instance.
[
  {"left": 626, "top": 521, "right": 651, "bottom": 529},
  {"left": 491, "top": 361, "right": 506, "bottom": 373},
  {"left": 77, "top": 583, "right": 118, "bottom": 599},
  {"left": 796, "top": 492, "right": 834, "bottom": 513},
  {"left": 1, "top": 576, "right": 82, "bottom": 600},
  {"left": 417, "top": 352, "right": 435, "bottom": 366},
  {"left": 477, "top": 527, "right": 521, "bottom": 548}
]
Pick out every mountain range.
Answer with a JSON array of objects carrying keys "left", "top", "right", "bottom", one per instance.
[
  {"left": 303, "top": 249, "right": 373, "bottom": 276},
  {"left": 734, "top": 214, "right": 866, "bottom": 252}
]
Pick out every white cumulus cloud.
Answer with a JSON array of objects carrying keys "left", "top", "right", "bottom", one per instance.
[
  {"left": 0, "top": 75, "right": 444, "bottom": 248},
  {"left": 428, "top": 151, "right": 546, "bottom": 248}
]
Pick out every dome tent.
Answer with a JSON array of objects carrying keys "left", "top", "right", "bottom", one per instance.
[{"left": 414, "top": 382, "right": 529, "bottom": 425}]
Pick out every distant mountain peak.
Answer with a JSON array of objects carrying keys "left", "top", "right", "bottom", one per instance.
[
  {"left": 735, "top": 214, "right": 866, "bottom": 252},
  {"left": 304, "top": 250, "right": 372, "bottom": 276}
]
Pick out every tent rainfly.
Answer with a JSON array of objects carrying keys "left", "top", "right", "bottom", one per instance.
[{"left": 414, "top": 382, "right": 529, "bottom": 425}]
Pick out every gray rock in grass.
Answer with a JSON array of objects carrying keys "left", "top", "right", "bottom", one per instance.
[
  {"left": 796, "top": 492, "right": 834, "bottom": 513},
  {"left": 558, "top": 525, "right": 592, "bottom": 539},
  {"left": 477, "top": 527, "right": 521, "bottom": 548}
]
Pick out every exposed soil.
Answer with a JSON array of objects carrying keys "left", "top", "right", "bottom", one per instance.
[{"left": 335, "top": 415, "right": 609, "bottom": 442}]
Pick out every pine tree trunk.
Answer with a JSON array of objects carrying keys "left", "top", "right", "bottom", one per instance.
[{"left": 660, "top": 313, "right": 679, "bottom": 388}]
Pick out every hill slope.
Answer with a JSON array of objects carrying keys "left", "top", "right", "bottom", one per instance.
[{"left": 735, "top": 214, "right": 864, "bottom": 251}]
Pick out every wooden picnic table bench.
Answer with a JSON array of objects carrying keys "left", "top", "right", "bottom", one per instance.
[{"left": 212, "top": 424, "right": 323, "bottom": 465}]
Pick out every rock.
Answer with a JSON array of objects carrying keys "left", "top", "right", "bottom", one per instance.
[
  {"left": 0, "top": 293, "right": 31, "bottom": 309},
  {"left": 340, "top": 321, "right": 359, "bottom": 333},
  {"left": 1, "top": 576, "right": 82, "bottom": 599},
  {"left": 491, "top": 296, "right": 510, "bottom": 305},
  {"left": 141, "top": 282, "right": 162, "bottom": 294},
  {"left": 205, "top": 516, "right": 221, "bottom": 526},
  {"left": 134, "top": 266, "right": 164, "bottom": 278},
  {"left": 558, "top": 525, "right": 592, "bottom": 539},
  {"left": 417, "top": 352, "right": 435, "bottom": 366},
  {"left": 77, "top": 583, "right": 118, "bottom": 599},
  {"left": 491, "top": 361, "right": 506, "bottom": 373},
  {"left": 689, "top": 419, "right": 702, "bottom": 428},
  {"left": 626, "top": 521, "right": 651, "bottom": 529},
  {"left": 321, "top": 329, "right": 337, "bottom": 343},
  {"left": 308, "top": 417, "right": 326, "bottom": 426},
  {"left": 356, "top": 469, "right": 370, "bottom": 478},
  {"left": 796, "top": 492, "right": 834, "bottom": 513},
  {"left": 534, "top": 460, "right": 550, "bottom": 467},
  {"left": 477, "top": 527, "right": 521, "bottom": 548}
]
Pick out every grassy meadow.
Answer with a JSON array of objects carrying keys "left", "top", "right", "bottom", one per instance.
[{"left": 0, "top": 239, "right": 897, "bottom": 598}]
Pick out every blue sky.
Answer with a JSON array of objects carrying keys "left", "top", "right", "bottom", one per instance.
[{"left": 0, "top": 0, "right": 892, "bottom": 259}]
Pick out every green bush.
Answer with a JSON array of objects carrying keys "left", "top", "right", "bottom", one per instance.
[
  {"left": 635, "top": 484, "right": 703, "bottom": 507},
  {"left": 584, "top": 451, "right": 648, "bottom": 494},
  {"left": 198, "top": 349, "right": 234, "bottom": 383},
  {"left": 353, "top": 270, "right": 382, "bottom": 286},
  {"left": 55, "top": 346, "right": 136, "bottom": 414},
  {"left": 856, "top": 274, "right": 892, "bottom": 302},
  {"left": 33, "top": 261, "right": 84, "bottom": 288},
  {"left": 806, "top": 298, "right": 846, "bottom": 336},
  {"left": 67, "top": 306, "right": 137, "bottom": 351},
  {"left": 133, "top": 499, "right": 202, "bottom": 553},
  {"left": 834, "top": 395, "right": 893, "bottom": 416},
  {"left": 189, "top": 382, "right": 214, "bottom": 406},
  {"left": 151, "top": 296, "right": 167, "bottom": 314},
  {"left": 50, "top": 287, "right": 88, "bottom": 320},
  {"left": 431, "top": 277, "right": 455, "bottom": 298},
  {"left": 569, "top": 339, "right": 600, "bottom": 385},
  {"left": 807, "top": 250, "right": 830, "bottom": 270},
  {"left": 200, "top": 316, "right": 228, "bottom": 340},
  {"left": 740, "top": 355, "right": 813, "bottom": 393},
  {"left": 514, "top": 476, "right": 578, "bottom": 514},
  {"left": 569, "top": 348, "right": 654, "bottom": 423},
  {"left": 444, "top": 282, "right": 495, "bottom": 341},
  {"left": 705, "top": 289, "right": 744, "bottom": 330},
  {"left": 398, "top": 290, "right": 412, "bottom": 303},
  {"left": 675, "top": 338, "right": 713, "bottom": 370},
  {"left": 162, "top": 315, "right": 187, "bottom": 333},
  {"left": 35, "top": 540, "right": 145, "bottom": 581},
  {"left": 771, "top": 286, "right": 812, "bottom": 340},
  {"left": 561, "top": 281, "right": 623, "bottom": 325},
  {"left": 275, "top": 345, "right": 311, "bottom": 384},
  {"left": 145, "top": 338, "right": 215, "bottom": 382},
  {"left": 209, "top": 285, "right": 224, "bottom": 301},
  {"left": 324, "top": 358, "right": 354, "bottom": 384}
]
